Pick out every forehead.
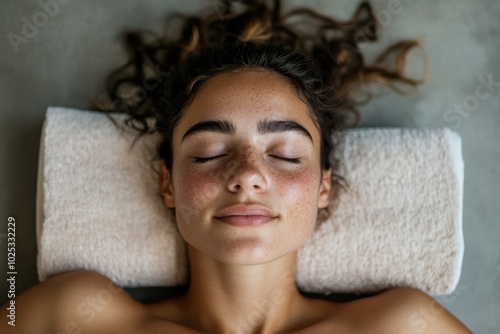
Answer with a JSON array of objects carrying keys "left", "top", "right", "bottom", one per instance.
[{"left": 175, "top": 69, "right": 319, "bottom": 134}]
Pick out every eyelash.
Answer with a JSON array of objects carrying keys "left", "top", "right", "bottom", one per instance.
[
  {"left": 193, "top": 155, "right": 226, "bottom": 164},
  {"left": 270, "top": 156, "right": 301, "bottom": 164},
  {"left": 193, "top": 155, "right": 301, "bottom": 164}
]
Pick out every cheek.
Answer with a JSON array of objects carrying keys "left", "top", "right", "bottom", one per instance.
[
  {"left": 173, "top": 164, "right": 220, "bottom": 211},
  {"left": 275, "top": 167, "right": 321, "bottom": 215},
  {"left": 171, "top": 165, "right": 221, "bottom": 241},
  {"left": 273, "top": 167, "right": 322, "bottom": 250}
]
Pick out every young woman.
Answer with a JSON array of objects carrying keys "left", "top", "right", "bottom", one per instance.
[{"left": 2, "top": 1, "right": 471, "bottom": 333}]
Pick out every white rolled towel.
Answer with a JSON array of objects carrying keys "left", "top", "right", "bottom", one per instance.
[{"left": 36, "top": 106, "right": 464, "bottom": 295}]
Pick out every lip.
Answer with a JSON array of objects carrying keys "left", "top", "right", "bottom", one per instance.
[{"left": 214, "top": 204, "right": 277, "bottom": 227}]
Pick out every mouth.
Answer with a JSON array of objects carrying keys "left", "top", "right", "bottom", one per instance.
[{"left": 214, "top": 204, "right": 278, "bottom": 227}]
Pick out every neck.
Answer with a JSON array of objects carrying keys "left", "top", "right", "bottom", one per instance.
[{"left": 179, "top": 244, "right": 305, "bottom": 334}]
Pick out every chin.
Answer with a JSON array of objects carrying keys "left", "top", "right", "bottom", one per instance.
[{"left": 196, "top": 238, "right": 295, "bottom": 266}]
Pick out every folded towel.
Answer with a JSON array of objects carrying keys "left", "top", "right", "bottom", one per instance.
[{"left": 36, "top": 106, "right": 464, "bottom": 295}]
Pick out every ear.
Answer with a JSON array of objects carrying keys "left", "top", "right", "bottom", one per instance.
[
  {"left": 159, "top": 163, "right": 175, "bottom": 208},
  {"left": 318, "top": 169, "right": 332, "bottom": 209}
]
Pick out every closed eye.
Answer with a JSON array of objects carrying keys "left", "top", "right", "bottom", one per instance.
[
  {"left": 193, "top": 155, "right": 227, "bottom": 164},
  {"left": 270, "top": 155, "right": 301, "bottom": 164},
  {"left": 194, "top": 155, "right": 301, "bottom": 164}
]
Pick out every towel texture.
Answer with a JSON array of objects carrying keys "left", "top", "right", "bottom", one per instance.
[{"left": 37, "top": 106, "right": 464, "bottom": 295}]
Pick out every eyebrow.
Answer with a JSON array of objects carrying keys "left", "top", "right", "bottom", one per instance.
[
  {"left": 257, "top": 119, "right": 313, "bottom": 142},
  {"left": 181, "top": 119, "right": 313, "bottom": 143},
  {"left": 181, "top": 120, "right": 235, "bottom": 142}
]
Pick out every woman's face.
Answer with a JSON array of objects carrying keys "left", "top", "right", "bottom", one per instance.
[{"left": 161, "top": 69, "right": 331, "bottom": 265}]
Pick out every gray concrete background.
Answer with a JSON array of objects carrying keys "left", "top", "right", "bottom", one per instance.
[{"left": 0, "top": 0, "right": 499, "bottom": 332}]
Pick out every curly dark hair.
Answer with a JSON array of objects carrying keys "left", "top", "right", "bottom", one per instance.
[{"left": 92, "top": 0, "right": 426, "bottom": 219}]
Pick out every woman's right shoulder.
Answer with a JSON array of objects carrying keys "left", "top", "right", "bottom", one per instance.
[{"left": 1, "top": 270, "right": 146, "bottom": 334}]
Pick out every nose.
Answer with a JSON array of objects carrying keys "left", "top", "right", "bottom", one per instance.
[{"left": 226, "top": 152, "right": 268, "bottom": 194}]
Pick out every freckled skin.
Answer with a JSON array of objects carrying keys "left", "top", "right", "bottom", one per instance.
[
  {"left": 164, "top": 69, "right": 330, "bottom": 265},
  {"left": 0, "top": 68, "right": 472, "bottom": 334}
]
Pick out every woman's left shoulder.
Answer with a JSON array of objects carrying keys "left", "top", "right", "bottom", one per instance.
[{"left": 338, "top": 287, "right": 472, "bottom": 334}]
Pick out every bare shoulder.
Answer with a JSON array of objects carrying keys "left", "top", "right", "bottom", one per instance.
[
  {"left": 1, "top": 270, "right": 146, "bottom": 334},
  {"left": 335, "top": 288, "right": 472, "bottom": 334}
]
